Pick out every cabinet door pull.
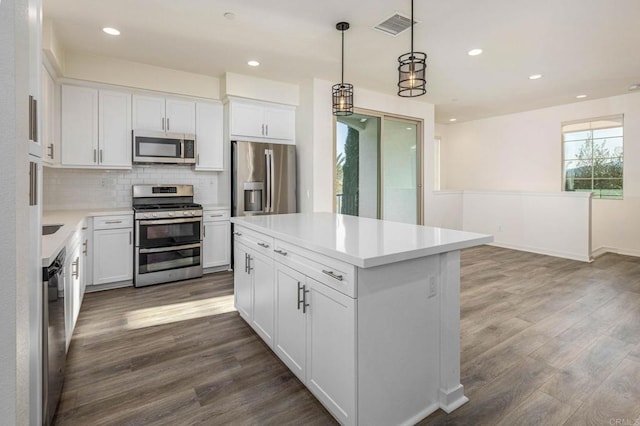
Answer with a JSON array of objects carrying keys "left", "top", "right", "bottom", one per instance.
[
  {"left": 247, "top": 255, "right": 253, "bottom": 273},
  {"left": 82, "top": 240, "right": 88, "bottom": 255},
  {"left": 162, "top": 117, "right": 165, "bottom": 130},
  {"left": 257, "top": 242, "right": 270, "bottom": 248},
  {"left": 203, "top": 225, "right": 206, "bottom": 238},
  {"left": 197, "top": 154, "right": 200, "bottom": 165},
  {"left": 265, "top": 124, "right": 268, "bottom": 136},
  {"left": 261, "top": 124, "right": 265, "bottom": 136},
  {"left": 233, "top": 231, "right": 242, "bottom": 236},
  {"left": 303, "top": 285, "right": 310, "bottom": 313},
  {"left": 297, "top": 282, "right": 303, "bottom": 310},
  {"left": 322, "top": 270, "right": 344, "bottom": 281},
  {"left": 274, "top": 249, "right": 287, "bottom": 256},
  {"left": 48, "top": 143, "right": 54, "bottom": 159},
  {"left": 244, "top": 253, "right": 248, "bottom": 273},
  {"left": 167, "top": 118, "right": 170, "bottom": 130},
  {"left": 99, "top": 149, "right": 103, "bottom": 163},
  {"left": 28, "top": 95, "right": 34, "bottom": 141},
  {"left": 93, "top": 149, "right": 97, "bottom": 163},
  {"left": 105, "top": 220, "right": 123, "bottom": 224},
  {"left": 72, "top": 257, "right": 79, "bottom": 278},
  {"left": 209, "top": 214, "right": 223, "bottom": 218},
  {"left": 129, "top": 231, "right": 132, "bottom": 245}
]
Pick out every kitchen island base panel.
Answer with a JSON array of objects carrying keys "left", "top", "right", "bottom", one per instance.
[{"left": 357, "top": 252, "right": 466, "bottom": 426}]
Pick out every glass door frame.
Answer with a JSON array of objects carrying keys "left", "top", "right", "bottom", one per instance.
[{"left": 332, "top": 108, "right": 424, "bottom": 225}]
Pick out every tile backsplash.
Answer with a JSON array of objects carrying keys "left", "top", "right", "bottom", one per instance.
[{"left": 43, "top": 165, "right": 226, "bottom": 210}]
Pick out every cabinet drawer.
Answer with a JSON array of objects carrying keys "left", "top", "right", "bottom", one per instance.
[
  {"left": 273, "top": 240, "right": 356, "bottom": 298},
  {"left": 203, "top": 210, "right": 230, "bottom": 222},
  {"left": 93, "top": 215, "right": 133, "bottom": 230},
  {"left": 233, "top": 225, "right": 274, "bottom": 258}
]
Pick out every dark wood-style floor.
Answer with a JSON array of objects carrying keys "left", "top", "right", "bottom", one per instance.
[{"left": 55, "top": 246, "right": 640, "bottom": 425}]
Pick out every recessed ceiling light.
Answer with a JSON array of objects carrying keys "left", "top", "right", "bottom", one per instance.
[
  {"left": 102, "top": 27, "right": 120, "bottom": 36},
  {"left": 468, "top": 48, "right": 483, "bottom": 56},
  {"left": 247, "top": 60, "right": 260, "bottom": 67},
  {"left": 406, "top": 127, "right": 412, "bottom": 130},
  {"left": 224, "top": 12, "right": 236, "bottom": 20},
  {"left": 629, "top": 84, "right": 640, "bottom": 91},
  {"left": 576, "top": 94, "right": 588, "bottom": 99},
  {"left": 529, "top": 74, "right": 543, "bottom": 80},
  {"left": 449, "top": 118, "right": 457, "bottom": 122}
]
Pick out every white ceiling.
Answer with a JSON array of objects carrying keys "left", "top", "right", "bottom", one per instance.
[{"left": 43, "top": 0, "right": 640, "bottom": 123}]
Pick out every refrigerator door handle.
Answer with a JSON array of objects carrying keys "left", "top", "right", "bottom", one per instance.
[
  {"left": 269, "top": 149, "right": 275, "bottom": 213},
  {"left": 265, "top": 150, "right": 271, "bottom": 213}
]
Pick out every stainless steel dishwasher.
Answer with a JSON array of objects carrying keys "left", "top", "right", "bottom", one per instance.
[{"left": 42, "top": 247, "right": 66, "bottom": 426}]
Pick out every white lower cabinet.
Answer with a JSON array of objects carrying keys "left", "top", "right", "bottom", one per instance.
[
  {"left": 202, "top": 211, "right": 230, "bottom": 269},
  {"left": 273, "top": 262, "right": 356, "bottom": 424},
  {"left": 63, "top": 224, "right": 88, "bottom": 351},
  {"left": 234, "top": 240, "right": 275, "bottom": 347},
  {"left": 92, "top": 215, "right": 133, "bottom": 285}
]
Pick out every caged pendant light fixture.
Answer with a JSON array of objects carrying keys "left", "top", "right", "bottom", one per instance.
[
  {"left": 332, "top": 22, "right": 354, "bottom": 116},
  {"left": 397, "top": 0, "right": 427, "bottom": 97}
]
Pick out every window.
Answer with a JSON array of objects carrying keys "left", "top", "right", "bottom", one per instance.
[{"left": 562, "top": 115, "right": 623, "bottom": 199}]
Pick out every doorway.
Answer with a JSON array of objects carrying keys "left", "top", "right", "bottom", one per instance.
[{"left": 334, "top": 110, "right": 423, "bottom": 224}]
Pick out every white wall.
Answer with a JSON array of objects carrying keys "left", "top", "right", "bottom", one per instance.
[
  {"left": 295, "top": 79, "right": 314, "bottom": 213},
  {"left": 0, "top": 0, "right": 31, "bottom": 422},
  {"left": 221, "top": 72, "right": 299, "bottom": 106},
  {"left": 442, "top": 92, "right": 640, "bottom": 257},
  {"left": 43, "top": 166, "right": 222, "bottom": 210},
  {"left": 63, "top": 52, "right": 220, "bottom": 99}
]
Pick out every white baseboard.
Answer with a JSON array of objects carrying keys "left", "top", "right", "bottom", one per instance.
[
  {"left": 591, "top": 246, "right": 640, "bottom": 259},
  {"left": 488, "top": 242, "right": 591, "bottom": 262},
  {"left": 85, "top": 280, "right": 133, "bottom": 293},
  {"left": 203, "top": 265, "right": 231, "bottom": 274},
  {"left": 399, "top": 402, "right": 440, "bottom": 426}
]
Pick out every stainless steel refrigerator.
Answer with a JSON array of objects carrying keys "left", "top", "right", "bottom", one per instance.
[{"left": 232, "top": 141, "right": 297, "bottom": 216}]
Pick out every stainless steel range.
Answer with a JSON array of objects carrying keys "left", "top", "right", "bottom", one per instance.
[{"left": 133, "top": 184, "right": 203, "bottom": 287}]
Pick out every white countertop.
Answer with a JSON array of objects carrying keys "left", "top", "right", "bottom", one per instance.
[
  {"left": 231, "top": 213, "right": 493, "bottom": 268},
  {"left": 42, "top": 209, "right": 133, "bottom": 267}
]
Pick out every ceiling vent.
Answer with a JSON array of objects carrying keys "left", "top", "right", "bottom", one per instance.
[{"left": 374, "top": 13, "right": 417, "bottom": 37}]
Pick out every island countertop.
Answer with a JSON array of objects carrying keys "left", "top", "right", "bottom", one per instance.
[{"left": 231, "top": 213, "right": 493, "bottom": 268}]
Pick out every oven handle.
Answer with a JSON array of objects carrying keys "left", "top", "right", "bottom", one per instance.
[
  {"left": 138, "top": 218, "right": 202, "bottom": 225},
  {"left": 139, "top": 243, "right": 201, "bottom": 254}
]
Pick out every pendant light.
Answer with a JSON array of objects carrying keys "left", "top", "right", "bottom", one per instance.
[
  {"left": 397, "top": 0, "right": 427, "bottom": 97},
  {"left": 332, "top": 22, "right": 353, "bottom": 116}
]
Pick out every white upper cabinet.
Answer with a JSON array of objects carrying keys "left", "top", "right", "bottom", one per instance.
[
  {"left": 229, "top": 98, "right": 295, "bottom": 144},
  {"left": 41, "top": 64, "right": 60, "bottom": 166},
  {"left": 132, "top": 95, "right": 165, "bottom": 132},
  {"left": 61, "top": 85, "right": 98, "bottom": 166},
  {"left": 61, "top": 85, "right": 132, "bottom": 168},
  {"left": 99, "top": 90, "right": 132, "bottom": 168},
  {"left": 195, "top": 102, "right": 224, "bottom": 171},
  {"left": 133, "top": 94, "right": 195, "bottom": 134}
]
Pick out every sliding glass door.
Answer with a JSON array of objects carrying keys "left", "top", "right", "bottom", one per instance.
[{"left": 335, "top": 111, "right": 422, "bottom": 224}]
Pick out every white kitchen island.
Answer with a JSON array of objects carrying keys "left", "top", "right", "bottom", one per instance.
[{"left": 230, "top": 213, "right": 492, "bottom": 426}]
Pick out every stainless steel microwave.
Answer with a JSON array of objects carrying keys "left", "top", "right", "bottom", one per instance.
[{"left": 132, "top": 130, "right": 196, "bottom": 164}]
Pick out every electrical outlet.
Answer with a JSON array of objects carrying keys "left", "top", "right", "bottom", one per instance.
[{"left": 428, "top": 276, "right": 437, "bottom": 298}]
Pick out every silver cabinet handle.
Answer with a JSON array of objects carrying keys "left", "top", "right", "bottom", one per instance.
[
  {"left": 29, "top": 161, "right": 38, "bottom": 206},
  {"left": 93, "top": 149, "right": 97, "bottom": 163},
  {"left": 167, "top": 118, "right": 170, "bottom": 130},
  {"left": 303, "top": 285, "right": 309, "bottom": 313},
  {"left": 99, "top": 149, "right": 103, "bottom": 163},
  {"left": 197, "top": 154, "right": 200, "bottom": 165},
  {"left": 105, "top": 220, "right": 122, "bottom": 224},
  {"left": 29, "top": 96, "right": 38, "bottom": 142},
  {"left": 274, "top": 249, "right": 287, "bottom": 256},
  {"left": 322, "top": 270, "right": 344, "bottom": 281},
  {"left": 203, "top": 225, "right": 206, "bottom": 238},
  {"left": 247, "top": 254, "right": 253, "bottom": 273},
  {"left": 297, "top": 282, "right": 303, "bottom": 310},
  {"left": 28, "top": 95, "right": 34, "bottom": 141},
  {"left": 233, "top": 231, "right": 242, "bottom": 236},
  {"left": 82, "top": 239, "right": 88, "bottom": 255},
  {"left": 209, "top": 214, "right": 223, "bottom": 218},
  {"left": 162, "top": 117, "right": 165, "bottom": 130},
  {"left": 261, "top": 124, "right": 265, "bottom": 136},
  {"left": 72, "top": 257, "right": 79, "bottom": 279},
  {"left": 257, "top": 242, "right": 270, "bottom": 248},
  {"left": 265, "top": 124, "right": 268, "bottom": 136},
  {"left": 129, "top": 231, "right": 132, "bottom": 245},
  {"left": 244, "top": 253, "right": 248, "bottom": 273},
  {"left": 47, "top": 143, "right": 54, "bottom": 159}
]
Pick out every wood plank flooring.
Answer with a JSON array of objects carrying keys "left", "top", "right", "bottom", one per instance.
[{"left": 55, "top": 246, "right": 640, "bottom": 425}]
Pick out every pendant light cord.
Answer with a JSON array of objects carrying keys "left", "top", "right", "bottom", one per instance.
[
  {"left": 410, "top": 0, "right": 414, "bottom": 56},
  {"left": 341, "top": 29, "right": 345, "bottom": 85}
]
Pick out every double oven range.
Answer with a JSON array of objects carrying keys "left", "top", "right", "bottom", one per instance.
[{"left": 133, "top": 184, "right": 203, "bottom": 287}]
